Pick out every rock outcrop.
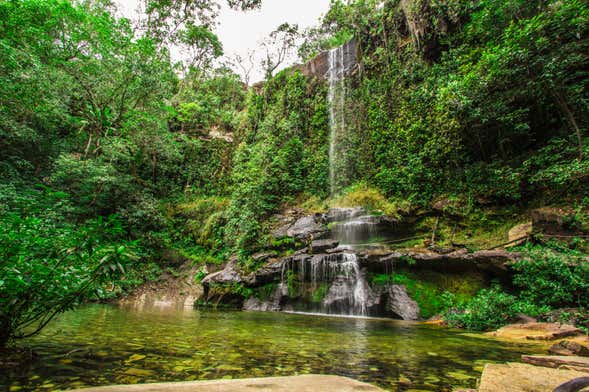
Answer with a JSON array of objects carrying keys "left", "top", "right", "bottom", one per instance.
[
  {"left": 373, "top": 249, "right": 517, "bottom": 275},
  {"left": 120, "top": 261, "right": 203, "bottom": 310},
  {"left": 387, "top": 285, "right": 420, "bottom": 321},
  {"left": 550, "top": 340, "right": 589, "bottom": 357},
  {"left": 521, "top": 355, "right": 589, "bottom": 372},
  {"left": 301, "top": 39, "right": 359, "bottom": 79},
  {"left": 201, "top": 257, "right": 243, "bottom": 285},
  {"left": 243, "top": 283, "right": 288, "bottom": 312},
  {"left": 310, "top": 239, "right": 339, "bottom": 254}
]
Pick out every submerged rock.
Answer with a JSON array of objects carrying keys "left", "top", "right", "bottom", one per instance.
[{"left": 387, "top": 285, "right": 420, "bottom": 321}]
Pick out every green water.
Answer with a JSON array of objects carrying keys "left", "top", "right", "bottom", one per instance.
[{"left": 3, "top": 304, "right": 544, "bottom": 391}]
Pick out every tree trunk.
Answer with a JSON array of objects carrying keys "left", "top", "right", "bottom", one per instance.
[{"left": 551, "top": 88, "right": 583, "bottom": 162}]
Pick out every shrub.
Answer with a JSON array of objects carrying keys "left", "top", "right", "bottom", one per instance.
[
  {"left": 332, "top": 182, "right": 410, "bottom": 217},
  {"left": 512, "top": 244, "right": 589, "bottom": 309},
  {"left": 443, "top": 286, "right": 546, "bottom": 331}
]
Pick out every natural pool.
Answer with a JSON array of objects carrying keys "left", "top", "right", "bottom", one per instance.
[{"left": 2, "top": 304, "right": 544, "bottom": 392}]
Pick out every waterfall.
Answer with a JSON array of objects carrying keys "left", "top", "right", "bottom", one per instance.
[
  {"left": 327, "top": 40, "right": 357, "bottom": 196},
  {"left": 283, "top": 252, "right": 373, "bottom": 316}
]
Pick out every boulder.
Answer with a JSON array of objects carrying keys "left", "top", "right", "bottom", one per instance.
[
  {"left": 531, "top": 207, "right": 583, "bottom": 237},
  {"left": 478, "top": 362, "right": 588, "bottom": 392},
  {"left": 508, "top": 222, "right": 533, "bottom": 245},
  {"left": 243, "top": 283, "right": 288, "bottom": 312},
  {"left": 310, "top": 239, "right": 339, "bottom": 254},
  {"left": 549, "top": 340, "right": 589, "bottom": 357},
  {"left": 521, "top": 355, "right": 589, "bottom": 372},
  {"left": 286, "top": 214, "right": 328, "bottom": 240},
  {"left": 387, "top": 285, "right": 420, "bottom": 321},
  {"left": 201, "top": 258, "right": 242, "bottom": 285}
]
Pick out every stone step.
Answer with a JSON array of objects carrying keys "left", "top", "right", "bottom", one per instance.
[
  {"left": 478, "top": 362, "right": 588, "bottom": 392},
  {"left": 69, "top": 375, "right": 384, "bottom": 392}
]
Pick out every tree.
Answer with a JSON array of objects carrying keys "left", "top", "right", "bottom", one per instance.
[
  {"left": 180, "top": 22, "right": 224, "bottom": 71},
  {"left": 231, "top": 50, "right": 256, "bottom": 87},
  {"left": 0, "top": 194, "right": 137, "bottom": 347},
  {"left": 261, "top": 23, "right": 300, "bottom": 79}
]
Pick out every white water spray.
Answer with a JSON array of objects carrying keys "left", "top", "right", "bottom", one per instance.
[{"left": 327, "top": 40, "right": 356, "bottom": 195}]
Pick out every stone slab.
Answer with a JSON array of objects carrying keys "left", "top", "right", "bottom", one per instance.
[
  {"left": 478, "top": 362, "right": 589, "bottom": 392},
  {"left": 522, "top": 355, "right": 589, "bottom": 371},
  {"left": 486, "top": 323, "right": 582, "bottom": 341},
  {"left": 69, "top": 375, "right": 384, "bottom": 392}
]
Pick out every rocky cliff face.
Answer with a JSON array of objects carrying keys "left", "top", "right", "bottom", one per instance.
[{"left": 301, "top": 39, "right": 359, "bottom": 79}]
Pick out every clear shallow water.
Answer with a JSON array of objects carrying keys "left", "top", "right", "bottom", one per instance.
[{"left": 3, "top": 304, "right": 544, "bottom": 391}]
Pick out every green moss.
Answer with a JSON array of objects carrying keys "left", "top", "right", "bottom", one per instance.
[
  {"left": 254, "top": 283, "right": 278, "bottom": 301},
  {"left": 310, "top": 283, "right": 329, "bottom": 303},
  {"left": 371, "top": 269, "right": 486, "bottom": 319}
]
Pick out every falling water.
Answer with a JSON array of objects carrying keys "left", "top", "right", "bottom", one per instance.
[
  {"left": 327, "top": 40, "right": 357, "bottom": 195},
  {"left": 283, "top": 252, "right": 373, "bottom": 316}
]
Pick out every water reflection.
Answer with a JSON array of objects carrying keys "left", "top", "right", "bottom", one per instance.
[{"left": 1, "top": 304, "right": 543, "bottom": 391}]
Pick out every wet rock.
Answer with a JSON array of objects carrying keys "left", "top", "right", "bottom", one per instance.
[
  {"left": 322, "top": 275, "right": 379, "bottom": 315},
  {"left": 201, "top": 258, "right": 242, "bottom": 285},
  {"left": 302, "top": 38, "right": 359, "bottom": 79},
  {"left": 478, "top": 362, "right": 588, "bottom": 392},
  {"left": 549, "top": 340, "right": 589, "bottom": 357},
  {"left": 325, "top": 207, "right": 366, "bottom": 222},
  {"left": 387, "top": 285, "right": 420, "bottom": 321},
  {"left": 521, "top": 355, "right": 589, "bottom": 372},
  {"left": 310, "top": 239, "right": 339, "bottom": 254},
  {"left": 243, "top": 283, "right": 288, "bottom": 312},
  {"left": 286, "top": 214, "right": 328, "bottom": 240}
]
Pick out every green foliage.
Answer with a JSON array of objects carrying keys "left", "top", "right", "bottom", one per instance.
[
  {"left": 443, "top": 244, "right": 588, "bottom": 331},
  {"left": 331, "top": 182, "right": 409, "bottom": 217},
  {"left": 371, "top": 270, "right": 485, "bottom": 319},
  {"left": 225, "top": 70, "right": 329, "bottom": 258},
  {"left": 0, "top": 186, "right": 139, "bottom": 345},
  {"left": 300, "top": 0, "right": 588, "bottom": 205},
  {"left": 443, "top": 286, "right": 545, "bottom": 331},
  {"left": 512, "top": 244, "right": 589, "bottom": 309}
]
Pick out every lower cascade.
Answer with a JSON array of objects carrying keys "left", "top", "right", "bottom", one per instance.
[{"left": 284, "top": 252, "right": 373, "bottom": 316}]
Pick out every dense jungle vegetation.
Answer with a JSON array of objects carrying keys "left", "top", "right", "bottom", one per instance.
[{"left": 1, "top": 0, "right": 588, "bottom": 345}]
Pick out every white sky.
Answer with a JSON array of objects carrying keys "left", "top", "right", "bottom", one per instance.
[{"left": 115, "top": 0, "right": 331, "bottom": 82}]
